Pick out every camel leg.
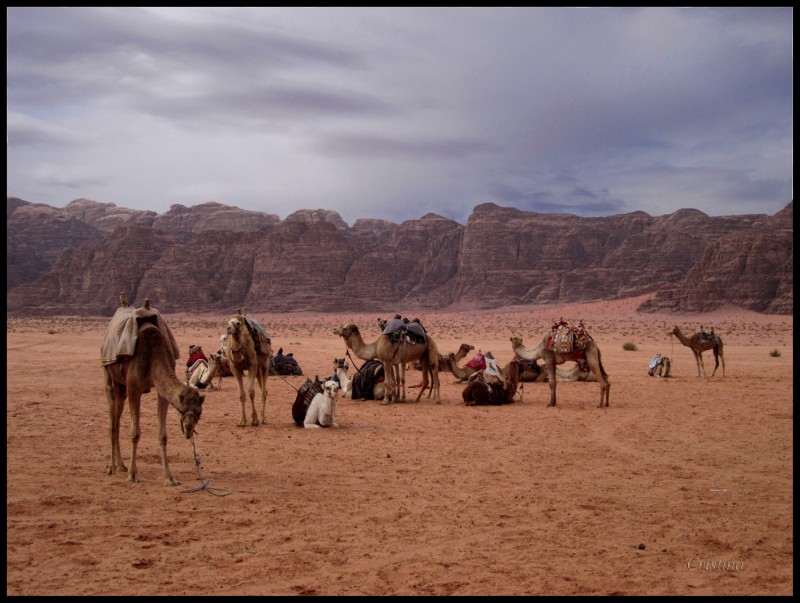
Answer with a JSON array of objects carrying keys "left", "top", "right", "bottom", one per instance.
[
  {"left": 105, "top": 377, "right": 127, "bottom": 475},
  {"left": 234, "top": 373, "right": 248, "bottom": 427},
  {"left": 127, "top": 391, "right": 142, "bottom": 483},
  {"left": 719, "top": 348, "right": 726, "bottom": 377},
  {"left": 710, "top": 348, "right": 720, "bottom": 377},
  {"left": 157, "top": 394, "right": 179, "bottom": 486},
  {"left": 247, "top": 372, "right": 259, "bottom": 426},
  {"left": 382, "top": 361, "right": 395, "bottom": 405},
  {"left": 414, "top": 360, "right": 429, "bottom": 403},
  {"left": 546, "top": 356, "right": 558, "bottom": 406},
  {"left": 695, "top": 351, "right": 707, "bottom": 377},
  {"left": 399, "top": 363, "right": 406, "bottom": 401},
  {"left": 258, "top": 368, "right": 268, "bottom": 425}
]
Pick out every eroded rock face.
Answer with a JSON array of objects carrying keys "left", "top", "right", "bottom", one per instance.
[
  {"left": 639, "top": 202, "right": 793, "bottom": 314},
  {"left": 6, "top": 196, "right": 792, "bottom": 315}
]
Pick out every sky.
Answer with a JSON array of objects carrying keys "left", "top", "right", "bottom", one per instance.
[{"left": 6, "top": 7, "right": 793, "bottom": 226}]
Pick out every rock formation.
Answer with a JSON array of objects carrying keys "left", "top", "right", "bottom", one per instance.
[{"left": 6, "top": 197, "right": 792, "bottom": 316}]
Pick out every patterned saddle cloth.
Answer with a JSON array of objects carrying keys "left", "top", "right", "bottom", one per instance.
[{"left": 546, "top": 320, "right": 593, "bottom": 354}]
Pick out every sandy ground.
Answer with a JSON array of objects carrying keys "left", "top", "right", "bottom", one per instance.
[{"left": 6, "top": 296, "right": 793, "bottom": 596}]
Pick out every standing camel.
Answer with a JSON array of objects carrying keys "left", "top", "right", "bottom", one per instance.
[
  {"left": 333, "top": 323, "right": 440, "bottom": 404},
  {"left": 670, "top": 326, "right": 725, "bottom": 377},
  {"left": 511, "top": 335, "right": 610, "bottom": 407},
  {"left": 223, "top": 313, "right": 271, "bottom": 426},
  {"left": 102, "top": 302, "right": 205, "bottom": 486}
]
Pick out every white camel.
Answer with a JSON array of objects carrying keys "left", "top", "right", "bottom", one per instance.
[{"left": 304, "top": 380, "right": 341, "bottom": 429}]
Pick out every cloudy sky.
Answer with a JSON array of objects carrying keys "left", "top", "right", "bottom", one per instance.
[{"left": 7, "top": 7, "right": 793, "bottom": 225}]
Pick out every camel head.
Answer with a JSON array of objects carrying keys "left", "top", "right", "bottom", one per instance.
[
  {"left": 669, "top": 326, "right": 680, "bottom": 337},
  {"left": 333, "top": 357, "right": 349, "bottom": 371},
  {"left": 510, "top": 336, "right": 524, "bottom": 349},
  {"left": 323, "top": 380, "right": 341, "bottom": 399},
  {"left": 333, "top": 323, "right": 358, "bottom": 339},
  {"left": 177, "top": 386, "right": 205, "bottom": 439},
  {"left": 226, "top": 317, "right": 243, "bottom": 337},
  {"left": 458, "top": 343, "right": 475, "bottom": 355}
]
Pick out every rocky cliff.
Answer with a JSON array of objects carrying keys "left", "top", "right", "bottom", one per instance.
[{"left": 6, "top": 197, "right": 792, "bottom": 316}]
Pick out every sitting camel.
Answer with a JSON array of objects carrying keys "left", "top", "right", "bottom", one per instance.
[
  {"left": 554, "top": 361, "right": 597, "bottom": 383},
  {"left": 333, "top": 357, "right": 387, "bottom": 400},
  {"left": 304, "top": 380, "right": 341, "bottom": 429},
  {"left": 333, "top": 322, "right": 440, "bottom": 404},
  {"left": 511, "top": 331, "right": 610, "bottom": 407},
  {"left": 101, "top": 297, "right": 204, "bottom": 486},
  {"left": 670, "top": 326, "right": 725, "bottom": 377},
  {"left": 462, "top": 359, "right": 522, "bottom": 406},
  {"left": 187, "top": 351, "right": 223, "bottom": 390},
  {"left": 223, "top": 312, "right": 271, "bottom": 426}
]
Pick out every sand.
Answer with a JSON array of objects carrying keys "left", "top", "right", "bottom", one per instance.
[{"left": 6, "top": 296, "right": 793, "bottom": 595}]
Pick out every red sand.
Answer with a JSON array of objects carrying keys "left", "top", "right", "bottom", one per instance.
[{"left": 6, "top": 296, "right": 793, "bottom": 595}]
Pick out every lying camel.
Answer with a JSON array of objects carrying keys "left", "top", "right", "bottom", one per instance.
[{"left": 462, "top": 359, "right": 522, "bottom": 406}]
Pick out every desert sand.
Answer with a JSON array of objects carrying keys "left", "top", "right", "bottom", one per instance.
[{"left": 6, "top": 296, "right": 793, "bottom": 596}]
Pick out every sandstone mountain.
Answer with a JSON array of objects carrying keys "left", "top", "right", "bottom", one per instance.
[{"left": 6, "top": 197, "right": 793, "bottom": 316}]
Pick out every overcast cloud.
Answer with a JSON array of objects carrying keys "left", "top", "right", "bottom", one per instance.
[{"left": 7, "top": 7, "right": 793, "bottom": 225}]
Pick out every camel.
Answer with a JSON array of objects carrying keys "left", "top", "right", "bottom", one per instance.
[
  {"left": 670, "top": 326, "right": 725, "bottom": 377},
  {"left": 187, "top": 351, "right": 223, "bottom": 390},
  {"left": 333, "top": 322, "right": 440, "bottom": 404},
  {"left": 304, "top": 380, "right": 341, "bottom": 429},
  {"left": 223, "top": 313, "right": 271, "bottom": 426},
  {"left": 102, "top": 305, "right": 205, "bottom": 486},
  {"left": 511, "top": 334, "right": 610, "bottom": 407},
  {"left": 332, "top": 357, "right": 384, "bottom": 400},
  {"left": 462, "top": 359, "right": 522, "bottom": 406}
]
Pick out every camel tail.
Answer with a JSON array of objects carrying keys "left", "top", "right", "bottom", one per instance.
[{"left": 597, "top": 347, "right": 609, "bottom": 379}]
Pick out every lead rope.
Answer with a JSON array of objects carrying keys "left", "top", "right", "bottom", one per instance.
[{"left": 180, "top": 434, "right": 233, "bottom": 497}]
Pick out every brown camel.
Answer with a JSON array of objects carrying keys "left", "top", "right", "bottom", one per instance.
[
  {"left": 102, "top": 304, "right": 205, "bottom": 486},
  {"left": 510, "top": 335, "right": 610, "bottom": 407},
  {"left": 223, "top": 313, "right": 271, "bottom": 426},
  {"left": 462, "top": 359, "right": 522, "bottom": 406},
  {"left": 333, "top": 323, "right": 440, "bottom": 404},
  {"left": 670, "top": 326, "right": 725, "bottom": 377}
]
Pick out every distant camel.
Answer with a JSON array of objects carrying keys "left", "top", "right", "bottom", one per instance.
[
  {"left": 462, "top": 359, "right": 522, "bottom": 406},
  {"left": 511, "top": 334, "right": 610, "bottom": 407},
  {"left": 334, "top": 322, "right": 440, "bottom": 404},
  {"left": 102, "top": 300, "right": 204, "bottom": 486},
  {"left": 670, "top": 326, "right": 725, "bottom": 377},
  {"left": 223, "top": 313, "right": 271, "bottom": 426}
]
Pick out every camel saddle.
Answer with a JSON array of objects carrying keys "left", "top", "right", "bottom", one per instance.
[
  {"left": 100, "top": 304, "right": 180, "bottom": 367},
  {"left": 546, "top": 320, "right": 593, "bottom": 354}
]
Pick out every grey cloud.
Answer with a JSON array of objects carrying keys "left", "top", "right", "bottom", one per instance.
[{"left": 315, "top": 134, "right": 498, "bottom": 160}]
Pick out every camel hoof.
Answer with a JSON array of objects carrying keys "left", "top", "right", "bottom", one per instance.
[
  {"left": 381, "top": 399, "right": 391, "bottom": 405},
  {"left": 164, "top": 478, "right": 179, "bottom": 487},
  {"left": 127, "top": 473, "right": 139, "bottom": 483}
]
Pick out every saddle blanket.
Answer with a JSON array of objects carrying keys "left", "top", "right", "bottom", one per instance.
[{"left": 100, "top": 305, "right": 180, "bottom": 366}]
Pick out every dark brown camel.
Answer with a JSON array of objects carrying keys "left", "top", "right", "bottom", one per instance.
[
  {"left": 462, "top": 359, "right": 522, "bottom": 406},
  {"left": 670, "top": 326, "right": 725, "bottom": 377}
]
